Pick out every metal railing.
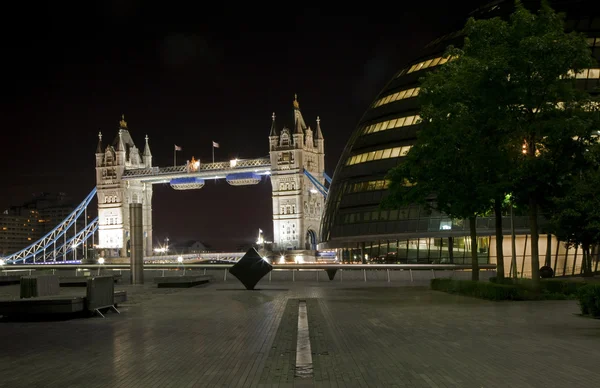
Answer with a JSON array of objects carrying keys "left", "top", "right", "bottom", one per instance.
[{"left": 0, "top": 264, "right": 496, "bottom": 283}]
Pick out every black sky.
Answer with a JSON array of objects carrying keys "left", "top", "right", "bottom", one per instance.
[{"left": 1, "top": 1, "right": 489, "bottom": 250}]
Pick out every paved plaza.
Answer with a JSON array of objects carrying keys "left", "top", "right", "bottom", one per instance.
[{"left": 1, "top": 278, "right": 599, "bottom": 388}]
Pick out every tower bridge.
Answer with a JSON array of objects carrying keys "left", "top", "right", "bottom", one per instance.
[{"left": 1, "top": 95, "right": 329, "bottom": 264}]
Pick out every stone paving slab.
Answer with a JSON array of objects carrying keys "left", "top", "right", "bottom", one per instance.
[{"left": 0, "top": 281, "right": 599, "bottom": 387}]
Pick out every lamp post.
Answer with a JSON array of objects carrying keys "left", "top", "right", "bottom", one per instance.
[
  {"left": 510, "top": 203, "right": 518, "bottom": 280},
  {"left": 177, "top": 255, "right": 185, "bottom": 275},
  {"left": 98, "top": 257, "right": 105, "bottom": 275}
]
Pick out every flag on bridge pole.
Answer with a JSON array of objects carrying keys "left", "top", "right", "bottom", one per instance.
[
  {"left": 212, "top": 141, "right": 219, "bottom": 163},
  {"left": 174, "top": 144, "right": 182, "bottom": 166}
]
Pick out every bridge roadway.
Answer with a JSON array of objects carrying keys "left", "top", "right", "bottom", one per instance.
[
  {"left": 0, "top": 269, "right": 598, "bottom": 388},
  {"left": 121, "top": 157, "right": 272, "bottom": 184}
]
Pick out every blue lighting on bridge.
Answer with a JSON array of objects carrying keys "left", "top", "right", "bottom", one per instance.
[
  {"left": 226, "top": 172, "right": 262, "bottom": 186},
  {"left": 170, "top": 177, "right": 205, "bottom": 185},
  {"left": 170, "top": 177, "right": 206, "bottom": 190}
]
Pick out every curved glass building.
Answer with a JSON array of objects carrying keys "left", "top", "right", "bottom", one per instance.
[{"left": 320, "top": 0, "right": 600, "bottom": 274}]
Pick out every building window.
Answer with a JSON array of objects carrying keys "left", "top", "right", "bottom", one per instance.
[
  {"left": 346, "top": 146, "right": 412, "bottom": 166},
  {"left": 395, "top": 55, "right": 454, "bottom": 78},
  {"left": 372, "top": 87, "right": 420, "bottom": 108},
  {"left": 362, "top": 115, "right": 421, "bottom": 136}
]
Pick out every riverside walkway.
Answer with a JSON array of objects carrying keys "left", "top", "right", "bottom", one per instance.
[{"left": 0, "top": 277, "right": 598, "bottom": 388}]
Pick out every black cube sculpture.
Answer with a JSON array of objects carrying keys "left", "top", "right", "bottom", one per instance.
[
  {"left": 325, "top": 268, "right": 337, "bottom": 281},
  {"left": 229, "top": 248, "right": 273, "bottom": 290}
]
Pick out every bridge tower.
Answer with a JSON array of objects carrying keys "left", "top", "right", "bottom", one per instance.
[
  {"left": 95, "top": 115, "right": 153, "bottom": 258},
  {"left": 269, "top": 95, "right": 325, "bottom": 252}
]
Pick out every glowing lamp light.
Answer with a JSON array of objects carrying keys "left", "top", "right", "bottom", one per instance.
[
  {"left": 0, "top": 259, "right": 5, "bottom": 266},
  {"left": 295, "top": 255, "right": 304, "bottom": 264},
  {"left": 230, "top": 159, "right": 238, "bottom": 168},
  {"left": 310, "top": 189, "right": 318, "bottom": 194},
  {"left": 279, "top": 255, "right": 285, "bottom": 264},
  {"left": 177, "top": 256, "right": 184, "bottom": 263},
  {"left": 98, "top": 257, "right": 105, "bottom": 265}
]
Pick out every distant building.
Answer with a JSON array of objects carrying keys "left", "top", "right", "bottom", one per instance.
[
  {"left": 168, "top": 240, "right": 210, "bottom": 254},
  {"left": 0, "top": 192, "right": 78, "bottom": 256}
]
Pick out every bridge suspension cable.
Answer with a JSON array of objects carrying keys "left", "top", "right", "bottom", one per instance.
[
  {"left": 4, "top": 188, "right": 97, "bottom": 264},
  {"left": 35, "top": 217, "right": 99, "bottom": 263},
  {"left": 303, "top": 170, "right": 329, "bottom": 197}
]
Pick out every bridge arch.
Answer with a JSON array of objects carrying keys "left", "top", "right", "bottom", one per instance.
[{"left": 305, "top": 229, "right": 317, "bottom": 251}]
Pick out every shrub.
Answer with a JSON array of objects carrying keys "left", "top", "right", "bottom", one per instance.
[
  {"left": 540, "top": 279, "right": 587, "bottom": 296},
  {"left": 576, "top": 284, "right": 600, "bottom": 317},
  {"left": 431, "top": 278, "right": 525, "bottom": 301}
]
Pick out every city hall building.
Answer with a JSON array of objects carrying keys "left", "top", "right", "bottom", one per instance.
[{"left": 320, "top": 0, "right": 600, "bottom": 277}]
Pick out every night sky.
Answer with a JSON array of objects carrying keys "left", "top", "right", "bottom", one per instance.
[{"left": 1, "top": 1, "right": 487, "bottom": 250}]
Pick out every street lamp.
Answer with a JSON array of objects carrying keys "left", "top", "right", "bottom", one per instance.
[
  {"left": 177, "top": 255, "right": 186, "bottom": 275},
  {"left": 97, "top": 257, "right": 105, "bottom": 275}
]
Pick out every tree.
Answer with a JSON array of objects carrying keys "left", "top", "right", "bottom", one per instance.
[
  {"left": 549, "top": 139, "right": 600, "bottom": 277},
  {"left": 383, "top": 54, "right": 509, "bottom": 280},
  {"left": 500, "top": 2, "right": 596, "bottom": 287},
  {"left": 384, "top": 17, "right": 517, "bottom": 281}
]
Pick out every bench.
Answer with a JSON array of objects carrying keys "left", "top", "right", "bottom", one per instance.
[
  {"left": 59, "top": 274, "right": 122, "bottom": 287},
  {"left": 0, "top": 275, "right": 127, "bottom": 319},
  {"left": 0, "top": 275, "right": 22, "bottom": 286},
  {"left": 154, "top": 275, "right": 212, "bottom": 288},
  {"left": 21, "top": 275, "right": 60, "bottom": 298}
]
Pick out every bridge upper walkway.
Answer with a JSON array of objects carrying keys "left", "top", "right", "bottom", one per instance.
[{"left": 122, "top": 157, "right": 272, "bottom": 183}]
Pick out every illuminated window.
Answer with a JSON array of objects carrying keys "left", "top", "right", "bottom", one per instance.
[
  {"left": 587, "top": 37, "right": 600, "bottom": 47},
  {"left": 372, "top": 87, "right": 420, "bottom": 108},
  {"left": 395, "top": 56, "right": 454, "bottom": 78},
  {"left": 348, "top": 180, "right": 391, "bottom": 193},
  {"left": 346, "top": 146, "right": 412, "bottom": 166},
  {"left": 362, "top": 115, "right": 421, "bottom": 135},
  {"left": 565, "top": 68, "right": 600, "bottom": 79}
]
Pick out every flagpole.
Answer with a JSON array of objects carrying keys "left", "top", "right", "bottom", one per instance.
[
  {"left": 174, "top": 146, "right": 176, "bottom": 167},
  {"left": 212, "top": 143, "right": 214, "bottom": 164}
]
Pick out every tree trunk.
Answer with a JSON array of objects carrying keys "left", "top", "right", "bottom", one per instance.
[
  {"left": 494, "top": 198, "right": 505, "bottom": 279},
  {"left": 469, "top": 216, "right": 480, "bottom": 281},
  {"left": 528, "top": 194, "right": 540, "bottom": 289},
  {"left": 448, "top": 237, "right": 454, "bottom": 264},
  {"left": 545, "top": 234, "right": 552, "bottom": 267},
  {"left": 582, "top": 244, "right": 592, "bottom": 277}
]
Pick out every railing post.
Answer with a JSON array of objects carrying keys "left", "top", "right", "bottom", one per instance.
[
  {"left": 224, "top": 269, "right": 227, "bottom": 281},
  {"left": 363, "top": 269, "right": 367, "bottom": 282},
  {"left": 340, "top": 269, "right": 343, "bottom": 282},
  {"left": 162, "top": 269, "right": 165, "bottom": 277},
  {"left": 269, "top": 271, "right": 272, "bottom": 282},
  {"left": 410, "top": 269, "right": 413, "bottom": 282},
  {"left": 316, "top": 270, "right": 319, "bottom": 282},
  {"left": 386, "top": 269, "right": 390, "bottom": 283},
  {"left": 431, "top": 269, "right": 435, "bottom": 279},
  {"left": 292, "top": 269, "right": 295, "bottom": 282}
]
